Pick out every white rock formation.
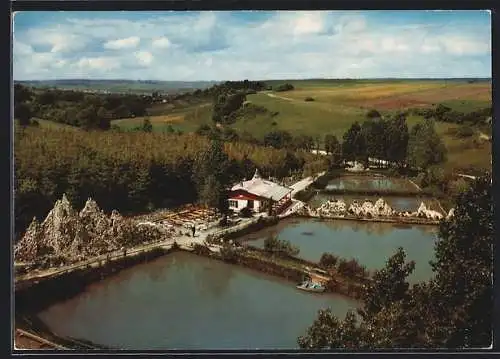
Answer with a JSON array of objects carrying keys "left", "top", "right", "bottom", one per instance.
[
  {"left": 317, "top": 199, "right": 347, "bottom": 216},
  {"left": 415, "top": 202, "right": 443, "bottom": 220},
  {"left": 14, "top": 217, "right": 43, "bottom": 262},
  {"left": 446, "top": 208, "right": 455, "bottom": 220},
  {"left": 373, "top": 198, "right": 394, "bottom": 216},
  {"left": 14, "top": 194, "right": 166, "bottom": 266}
]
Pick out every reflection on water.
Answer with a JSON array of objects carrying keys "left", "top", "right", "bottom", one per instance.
[
  {"left": 38, "top": 252, "right": 359, "bottom": 350},
  {"left": 325, "top": 177, "right": 413, "bottom": 191},
  {"left": 239, "top": 218, "right": 437, "bottom": 284}
]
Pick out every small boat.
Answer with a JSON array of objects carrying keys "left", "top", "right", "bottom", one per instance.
[{"left": 296, "top": 280, "right": 326, "bottom": 293}]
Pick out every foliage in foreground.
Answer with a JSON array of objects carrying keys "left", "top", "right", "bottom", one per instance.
[{"left": 298, "top": 175, "right": 492, "bottom": 349}]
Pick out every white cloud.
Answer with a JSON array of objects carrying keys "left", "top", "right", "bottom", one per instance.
[
  {"left": 103, "top": 36, "right": 140, "bottom": 50},
  {"left": 440, "top": 36, "right": 490, "bottom": 55},
  {"left": 13, "top": 40, "right": 34, "bottom": 56},
  {"left": 151, "top": 37, "right": 171, "bottom": 49},
  {"left": 135, "top": 51, "right": 153, "bottom": 66},
  {"left": 76, "top": 57, "right": 121, "bottom": 70},
  {"left": 32, "top": 52, "right": 59, "bottom": 67},
  {"left": 26, "top": 30, "right": 87, "bottom": 53},
  {"left": 292, "top": 12, "right": 326, "bottom": 35},
  {"left": 12, "top": 11, "right": 492, "bottom": 80}
]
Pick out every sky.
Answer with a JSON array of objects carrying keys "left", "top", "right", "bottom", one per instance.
[{"left": 12, "top": 10, "right": 492, "bottom": 81}]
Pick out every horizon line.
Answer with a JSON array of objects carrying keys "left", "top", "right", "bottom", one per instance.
[{"left": 15, "top": 77, "right": 493, "bottom": 82}]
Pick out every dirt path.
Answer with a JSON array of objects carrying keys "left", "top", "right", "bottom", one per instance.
[
  {"left": 265, "top": 92, "right": 299, "bottom": 103},
  {"left": 479, "top": 131, "right": 491, "bottom": 141},
  {"left": 457, "top": 173, "right": 477, "bottom": 180},
  {"left": 290, "top": 171, "right": 326, "bottom": 197}
]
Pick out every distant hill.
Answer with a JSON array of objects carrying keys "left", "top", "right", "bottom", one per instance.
[
  {"left": 261, "top": 78, "right": 492, "bottom": 88},
  {"left": 15, "top": 79, "right": 221, "bottom": 95}
]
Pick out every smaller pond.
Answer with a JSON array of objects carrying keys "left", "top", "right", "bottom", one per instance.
[
  {"left": 308, "top": 194, "right": 424, "bottom": 212},
  {"left": 239, "top": 219, "right": 437, "bottom": 284},
  {"left": 324, "top": 176, "right": 417, "bottom": 192}
]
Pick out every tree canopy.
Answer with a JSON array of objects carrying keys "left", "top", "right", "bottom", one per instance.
[
  {"left": 298, "top": 175, "right": 493, "bottom": 349},
  {"left": 408, "top": 119, "right": 447, "bottom": 170},
  {"left": 342, "top": 122, "right": 366, "bottom": 162}
]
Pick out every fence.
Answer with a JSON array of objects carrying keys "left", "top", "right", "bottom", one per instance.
[{"left": 15, "top": 238, "right": 174, "bottom": 287}]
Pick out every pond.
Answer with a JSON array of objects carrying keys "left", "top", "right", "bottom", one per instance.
[
  {"left": 239, "top": 218, "right": 437, "bottom": 284},
  {"left": 324, "top": 176, "right": 417, "bottom": 192},
  {"left": 38, "top": 251, "right": 359, "bottom": 350}
]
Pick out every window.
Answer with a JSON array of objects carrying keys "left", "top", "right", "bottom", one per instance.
[{"left": 229, "top": 200, "right": 238, "bottom": 208}]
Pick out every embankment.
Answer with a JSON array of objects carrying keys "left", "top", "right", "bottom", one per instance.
[
  {"left": 294, "top": 213, "right": 440, "bottom": 226},
  {"left": 210, "top": 216, "right": 280, "bottom": 241},
  {"left": 16, "top": 247, "right": 173, "bottom": 313},
  {"left": 191, "top": 244, "right": 368, "bottom": 300},
  {"left": 15, "top": 246, "right": 175, "bottom": 349}
]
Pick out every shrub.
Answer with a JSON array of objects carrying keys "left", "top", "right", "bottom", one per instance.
[
  {"left": 456, "top": 126, "right": 474, "bottom": 138},
  {"left": 239, "top": 206, "right": 253, "bottom": 218},
  {"left": 448, "top": 178, "right": 470, "bottom": 197},
  {"left": 366, "top": 109, "right": 381, "bottom": 119},
  {"left": 263, "top": 235, "right": 300, "bottom": 257},
  {"left": 324, "top": 278, "right": 341, "bottom": 292},
  {"left": 337, "top": 258, "right": 367, "bottom": 279},
  {"left": 192, "top": 243, "right": 211, "bottom": 256},
  {"left": 319, "top": 252, "right": 338, "bottom": 269},
  {"left": 304, "top": 97, "right": 315, "bottom": 102},
  {"left": 275, "top": 83, "right": 294, "bottom": 92},
  {"left": 219, "top": 242, "right": 239, "bottom": 263}
]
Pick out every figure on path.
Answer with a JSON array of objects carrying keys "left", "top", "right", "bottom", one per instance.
[{"left": 192, "top": 224, "right": 196, "bottom": 237}]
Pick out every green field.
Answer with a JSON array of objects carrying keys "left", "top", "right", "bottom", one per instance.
[{"left": 109, "top": 79, "right": 491, "bottom": 173}]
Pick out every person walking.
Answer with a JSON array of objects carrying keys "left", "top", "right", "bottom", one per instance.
[{"left": 192, "top": 224, "right": 196, "bottom": 237}]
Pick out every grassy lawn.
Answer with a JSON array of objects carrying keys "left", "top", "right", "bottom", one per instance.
[
  {"left": 111, "top": 103, "right": 213, "bottom": 133},
  {"left": 439, "top": 99, "right": 491, "bottom": 112},
  {"left": 231, "top": 92, "right": 364, "bottom": 139},
  {"left": 407, "top": 116, "right": 491, "bottom": 173}
]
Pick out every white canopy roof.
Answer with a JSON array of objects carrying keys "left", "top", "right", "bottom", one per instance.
[{"left": 231, "top": 169, "right": 292, "bottom": 202}]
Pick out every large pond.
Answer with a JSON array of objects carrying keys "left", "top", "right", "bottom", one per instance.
[
  {"left": 239, "top": 218, "right": 437, "bottom": 284},
  {"left": 324, "top": 176, "right": 417, "bottom": 192},
  {"left": 38, "top": 252, "right": 359, "bottom": 350}
]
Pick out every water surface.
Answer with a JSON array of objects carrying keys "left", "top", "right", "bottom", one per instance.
[
  {"left": 38, "top": 252, "right": 358, "bottom": 350},
  {"left": 325, "top": 176, "right": 416, "bottom": 192},
  {"left": 240, "top": 218, "right": 437, "bottom": 284}
]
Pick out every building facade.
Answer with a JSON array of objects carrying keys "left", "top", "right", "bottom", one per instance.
[{"left": 228, "top": 169, "right": 293, "bottom": 215}]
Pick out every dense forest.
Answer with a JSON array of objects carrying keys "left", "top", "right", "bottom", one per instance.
[
  {"left": 14, "top": 127, "right": 327, "bottom": 239},
  {"left": 14, "top": 84, "right": 156, "bottom": 130}
]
